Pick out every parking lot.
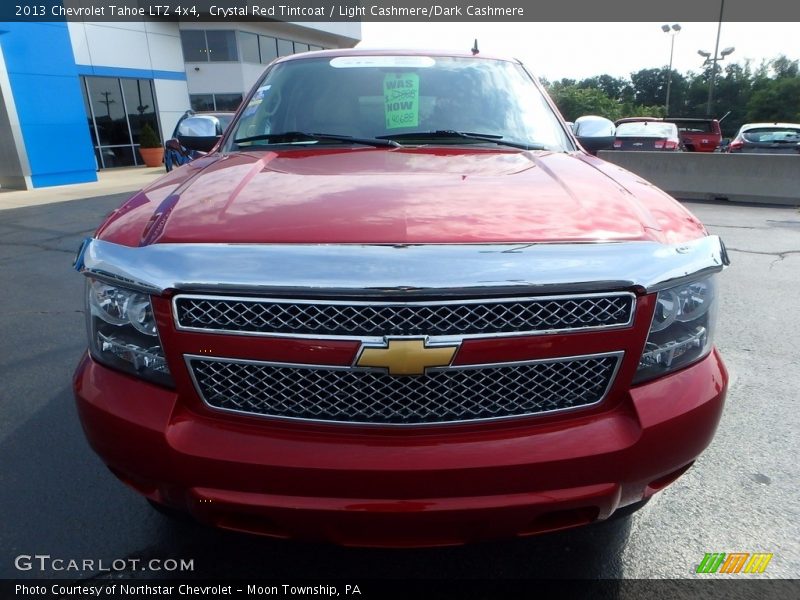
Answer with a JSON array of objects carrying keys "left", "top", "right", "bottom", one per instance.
[{"left": 0, "top": 192, "right": 798, "bottom": 580}]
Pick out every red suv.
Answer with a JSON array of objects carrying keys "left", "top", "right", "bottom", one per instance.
[
  {"left": 664, "top": 118, "right": 722, "bottom": 152},
  {"left": 73, "top": 49, "right": 728, "bottom": 547}
]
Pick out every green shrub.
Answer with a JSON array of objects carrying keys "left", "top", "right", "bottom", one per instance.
[{"left": 139, "top": 123, "right": 161, "bottom": 148}]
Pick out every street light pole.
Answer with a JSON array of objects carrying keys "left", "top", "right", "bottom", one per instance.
[
  {"left": 706, "top": 0, "right": 727, "bottom": 116},
  {"left": 661, "top": 24, "right": 681, "bottom": 116}
]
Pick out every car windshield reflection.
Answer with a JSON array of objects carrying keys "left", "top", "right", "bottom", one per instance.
[{"left": 228, "top": 55, "right": 572, "bottom": 152}]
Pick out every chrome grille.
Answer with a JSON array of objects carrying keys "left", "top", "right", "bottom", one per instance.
[
  {"left": 188, "top": 353, "right": 622, "bottom": 425},
  {"left": 174, "top": 294, "right": 634, "bottom": 338}
]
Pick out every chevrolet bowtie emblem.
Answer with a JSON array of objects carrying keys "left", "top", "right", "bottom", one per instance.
[{"left": 356, "top": 338, "right": 459, "bottom": 376}]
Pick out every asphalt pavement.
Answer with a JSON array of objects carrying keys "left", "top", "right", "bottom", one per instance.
[{"left": 0, "top": 188, "right": 798, "bottom": 581}]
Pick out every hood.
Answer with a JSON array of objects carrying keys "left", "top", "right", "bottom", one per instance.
[{"left": 97, "top": 148, "right": 706, "bottom": 246}]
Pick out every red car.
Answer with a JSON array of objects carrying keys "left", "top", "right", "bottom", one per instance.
[{"left": 73, "top": 49, "right": 728, "bottom": 547}]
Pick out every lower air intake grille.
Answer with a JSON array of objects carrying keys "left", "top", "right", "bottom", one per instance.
[{"left": 188, "top": 354, "right": 621, "bottom": 425}]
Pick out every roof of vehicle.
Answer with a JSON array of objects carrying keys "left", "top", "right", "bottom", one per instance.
[
  {"left": 738, "top": 122, "right": 800, "bottom": 131},
  {"left": 663, "top": 117, "right": 720, "bottom": 123},
  {"left": 183, "top": 111, "right": 235, "bottom": 118},
  {"left": 273, "top": 47, "right": 521, "bottom": 65}
]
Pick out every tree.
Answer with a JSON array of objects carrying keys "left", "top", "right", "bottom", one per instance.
[
  {"left": 769, "top": 55, "right": 799, "bottom": 79},
  {"left": 746, "top": 77, "right": 800, "bottom": 123},
  {"left": 630, "top": 68, "right": 666, "bottom": 107},
  {"left": 548, "top": 85, "right": 622, "bottom": 121},
  {"left": 577, "top": 75, "right": 634, "bottom": 103},
  {"left": 540, "top": 54, "right": 798, "bottom": 134}
]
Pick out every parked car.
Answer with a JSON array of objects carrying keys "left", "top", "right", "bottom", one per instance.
[
  {"left": 664, "top": 118, "right": 722, "bottom": 152},
  {"left": 73, "top": 49, "right": 728, "bottom": 547},
  {"left": 572, "top": 115, "right": 616, "bottom": 155},
  {"left": 728, "top": 122, "right": 800, "bottom": 154},
  {"left": 164, "top": 110, "right": 234, "bottom": 172},
  {"left": 613, "top": 121, "right": 682, "bottom": 151}
]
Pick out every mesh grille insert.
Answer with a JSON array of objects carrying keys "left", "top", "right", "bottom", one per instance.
[
  {"left": 189, "top": 354, "right": 621, "bottom": 425},
  {"left": 175, "top": 294, "right": 634, "bottom": 337}
]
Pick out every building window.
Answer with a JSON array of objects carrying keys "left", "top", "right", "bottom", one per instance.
[
  {"left": 276, "top": 38, "right": 293, "bottom": 57},
  {"left": 239, "top": 31, "right": 260, "bottom": 63},
  {"left": 81, "top": 76, "right": 160, "bottom": 169},
  {"left": 180, "top": 30, "right": 207, "bottom": 62},
  {"left": 206, "top": 30, "right": 238, "bottom": 62},
  {"left": 259, "top": 35, "right": 278, "bottom": 64},
  {"left": 190, "top": 93, "right": 243, "bottom": 112},
  {"left": 189, "top": 94, "right": 214, "bottom": 112},
  {"left": 293, "top": 42, "right": 309, "bottom": 53},
  {"left": 214, "top": 93, "right": 243, "bottom": 111},
  {"left": 181, "top": 30, "right": 238, "bottom": 62}
]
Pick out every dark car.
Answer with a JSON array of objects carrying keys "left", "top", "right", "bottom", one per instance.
[
  {"left": 164, "top": 111, "right": 235, "bottom": 171},
  {"left": 728, "top": 123, "right": 800, "bottom": 154},
  {"left": 664, "top": 118, "right": 722, "bottom": 152},
  {"left": 613, "top": 121, "right": 682, "bottom": 151}
]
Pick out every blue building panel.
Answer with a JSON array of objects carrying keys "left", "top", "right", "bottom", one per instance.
[
  {"left": 0, "top": 20, "right": 97, "bottom": 187},
  {"left": 75, "top": 65, "right": 187, "bottom": 82}
]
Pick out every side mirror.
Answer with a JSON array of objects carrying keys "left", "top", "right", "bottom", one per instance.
[
  {"left": 175, "top": 115, "right": 223, "bottom": 152},
  {"left": 573, "top": 115, "right": 616, "bottom": 155}
]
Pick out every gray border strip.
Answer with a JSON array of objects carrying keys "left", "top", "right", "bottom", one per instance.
[{"left": 5, "top": 1, "right": 799, "bottom": 22}]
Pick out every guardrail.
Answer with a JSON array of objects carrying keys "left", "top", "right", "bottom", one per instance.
[{"left": 597, "top": 151, "right": 800, "bottom": 206}]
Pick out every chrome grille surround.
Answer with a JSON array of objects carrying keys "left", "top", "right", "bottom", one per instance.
[
  {"left": 186, "top": 352, "right": 623, "bottom": 426},
  {"left": 173, "top": 293, "right": 636, "bottom": 339}
]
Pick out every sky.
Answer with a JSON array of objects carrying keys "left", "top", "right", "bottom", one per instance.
[{"left": 358, "top": 22, "right": 800, "bottom": 82}]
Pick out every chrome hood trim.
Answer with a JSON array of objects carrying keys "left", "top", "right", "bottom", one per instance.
[{"left": 74, "top": 236, "right": 729, "bottom": 296}]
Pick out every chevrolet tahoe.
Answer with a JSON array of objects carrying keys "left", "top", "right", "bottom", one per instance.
[{"left": 73, "top": 49, "right": 729, "bottom": 547}]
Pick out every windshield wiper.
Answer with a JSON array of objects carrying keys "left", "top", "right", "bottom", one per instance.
[
  {"left": 377, "top": 130, "right": 547, "bottom": 151},
  {"left": 233, "top": 131, "right": 401, "bottom": 148}
]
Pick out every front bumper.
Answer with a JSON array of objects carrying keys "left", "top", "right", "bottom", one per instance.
[{"left": 73, "top": 348, "right": 727, "bottom": 547}]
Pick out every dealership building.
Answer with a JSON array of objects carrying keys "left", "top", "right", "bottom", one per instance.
[{"left": 0, "top": 18, "right": 360, "bottom": 189}]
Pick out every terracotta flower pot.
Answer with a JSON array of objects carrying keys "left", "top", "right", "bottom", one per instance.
[{"left": 139, "top": 146, "right": 164, "bottom": 168}]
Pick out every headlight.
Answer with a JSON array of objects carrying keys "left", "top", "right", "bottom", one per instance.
[
  {"left": 634, "top": 275, "right": 718, "bottom": 384},
  {"left": 86, "top": 279, "right": 173, "bottom": 387}
]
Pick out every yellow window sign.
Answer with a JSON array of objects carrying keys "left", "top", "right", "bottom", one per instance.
[{"left": 384, "top": 73, "right": 419, "bottom": 130}]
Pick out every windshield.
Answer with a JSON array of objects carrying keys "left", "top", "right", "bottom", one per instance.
[
  {"left": 668, "top": 120, "right": 715, "bottom": 133},
  {"left": 742, "top": 127, "right": 800, "bottom": 143},
  {"left": 226, "top": 55, "right": 572, "bottom": 151},
  {"left": 616, "top": 122, "right": 677, "bottom": 138}
]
